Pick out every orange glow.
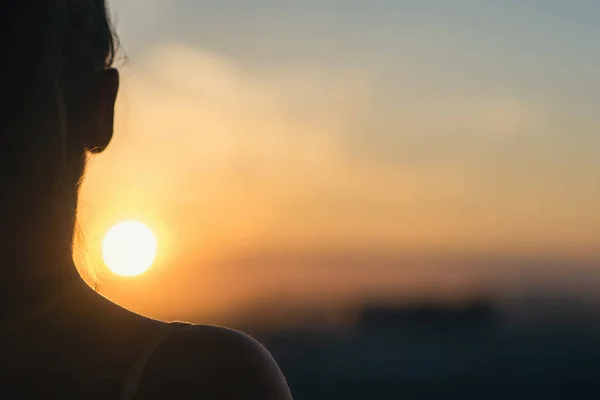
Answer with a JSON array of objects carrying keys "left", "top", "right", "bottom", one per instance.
[{"left": 72, "top": 43, "right": 600, "bottom": 327}]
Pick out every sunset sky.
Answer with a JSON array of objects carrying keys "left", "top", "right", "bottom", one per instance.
[{"left": 76, "top": 1, "right": 600, "bottom": 325}]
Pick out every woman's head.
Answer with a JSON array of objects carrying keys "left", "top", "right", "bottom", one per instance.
[{"left": 1, "top": 0, "right": 118, "bottom": 227}]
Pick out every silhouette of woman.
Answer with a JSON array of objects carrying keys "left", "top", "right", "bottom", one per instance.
[{"left": 0, "top": 2, "right": 293, "bottom": 399}]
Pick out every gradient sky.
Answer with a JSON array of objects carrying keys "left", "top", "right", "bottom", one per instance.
[{"left": 75, "top": 1, "right": 600, "bottom": 324}]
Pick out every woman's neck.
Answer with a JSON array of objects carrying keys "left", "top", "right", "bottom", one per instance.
[{"left": 0, "top": 197, "right": 85, "bottom": 324}]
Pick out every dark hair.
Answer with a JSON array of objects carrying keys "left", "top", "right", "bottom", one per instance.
[
  {"left": 1, "top": 0, "right": 117, "bottom": 185},
  {"left": 0, "top": 1, "right": 118, "bottom": 284},
  {"left": 1, "top": 0, "right": 118, "bottom": 233}
]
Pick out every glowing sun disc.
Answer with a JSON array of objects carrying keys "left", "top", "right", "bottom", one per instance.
[{"left": 102, "top": 221, "right": 157, "bottom": 277}]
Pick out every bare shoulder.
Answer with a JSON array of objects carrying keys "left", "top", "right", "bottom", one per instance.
[{"left": 135, "top": 324, "right": 293, "bottom": 399}]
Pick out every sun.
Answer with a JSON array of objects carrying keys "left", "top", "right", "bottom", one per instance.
[{"left": 102, "top": 220, "right": 157, "bottom": 277}]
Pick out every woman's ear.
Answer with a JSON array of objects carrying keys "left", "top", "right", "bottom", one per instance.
[{"left": 86, "top": 68, "right": 119, "bottom": 153}]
